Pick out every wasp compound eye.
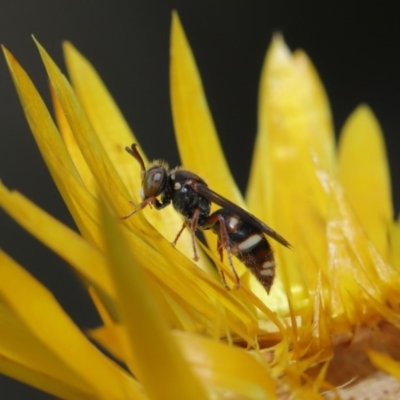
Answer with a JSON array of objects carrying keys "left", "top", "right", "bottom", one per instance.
[{"left": 142, "top": 167, "right": 167, "bottom": 198}]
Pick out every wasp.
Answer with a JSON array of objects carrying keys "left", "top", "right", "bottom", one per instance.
[{"left": 123, "top": 144, "right": 291, "bottom": 293}]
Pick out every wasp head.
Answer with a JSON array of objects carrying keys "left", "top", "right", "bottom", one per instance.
[{"left": 125, "top": 144, "right": 169, "bottom": 200}]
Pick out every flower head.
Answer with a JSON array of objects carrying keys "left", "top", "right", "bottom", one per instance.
[{"left": 1, "top": 11, "right": 399, "bottom": 399}]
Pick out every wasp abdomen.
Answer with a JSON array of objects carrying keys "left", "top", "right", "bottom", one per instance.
[{"left": 208, "top": 210, "right": 276, "bottom": 293}]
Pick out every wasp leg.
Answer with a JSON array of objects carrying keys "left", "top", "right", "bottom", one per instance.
[
  {"left": 216, "top": 214, "right": 241, "bottom": 290},
  {"left": 217, "top": 239, "right": 223, "bottom": 262},
  {"left": 122, "top": 195, "right": 170, "bottom": 219},
  {"left": 216, "top": 239, "right": 229, "bottom": 290},
  {"left": 208, "top": 213, "right": 240, "bottom": 289},
  {"left": 172, "top": 210, "right": 200, "bottom": 262},
  {"left": 121, "top": 197, "right": 156, "bottom": 219},
  {"left": 189, "top": 208, "right": 200, "bottom": 261},
  {"left": 172, "top": 220, "right": 188, "bottom": 247}
]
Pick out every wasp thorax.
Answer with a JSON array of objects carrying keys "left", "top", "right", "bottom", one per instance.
[{"left": 141, "top": 166, "right": 167, "bottom": 198}]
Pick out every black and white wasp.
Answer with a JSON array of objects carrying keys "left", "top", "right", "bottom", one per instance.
[{"left": 123, "top": 144, "right": 291, "bottom": 293}]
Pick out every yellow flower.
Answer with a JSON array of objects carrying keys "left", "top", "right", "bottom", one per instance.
[{"left": 1, "top": 11, "right": 399, "bottom": 399}]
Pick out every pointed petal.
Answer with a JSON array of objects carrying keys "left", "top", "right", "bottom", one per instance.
[
  {"left": 1, "top": 45, "right": 81, "bottom": 186},
  {"left": 246, "top": 36, "right": 334, "bottom": 308},
  {"left": 62, "top": 42, "right": 138, "bottom": 196},
  {"left": 101, "top": 199, "right": 208, "bottom": 400},
  {"left": 33, "top": 38, "right": 131, "bottom": 219},
  {"left": 0, "top": 304, "right": 94, "bottom": 400},
  {"left": 89, "top": 324, "right": 278, "bottom": 399},
  {"left": 0, "top": 183, "right": 114, "bottom": 299},
  {"left": 0, "top": 250, "right": 143, "bottom": 399},
  {"left": 169, "top": 12, "right": 249, "bottom": 280},
  {"left": 170, "top": 12, "right": 243, "bottom": 205},
  {"left": 175, "top": 331, "right": 277, "bottom": 399},
  {"left": 2, "top": 45, "right": 103, "bottom": 246},
  {"left": 247, "top": 34, "right": 335, "bottom": 217},
  {"left": 88, "top": 323, "right": 128, "bottom": 365},
  {"left": 338, "top": 105, "right": 393, "bottom": 262},
  {"left": 316, "top": 166, "right": 397, "bottom": 321},
  {"left": 51, "top": 83, "right": 98, "bottom": 195}
]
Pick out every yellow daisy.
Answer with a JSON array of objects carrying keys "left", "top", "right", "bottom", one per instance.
[{"left": 1, "top": 11, "right": 399, "bottom": 399}]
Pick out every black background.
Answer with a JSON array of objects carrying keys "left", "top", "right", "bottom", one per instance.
[{"left": 1, "top": 1, "right": 399, "bottom": 398}]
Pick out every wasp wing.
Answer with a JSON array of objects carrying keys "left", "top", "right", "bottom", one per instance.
[{"left": 191, "top": 182, "right": 292, "bottom": 248}]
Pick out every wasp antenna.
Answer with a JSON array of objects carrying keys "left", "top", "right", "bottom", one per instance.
[{"left": 125, "top": 143, "right": 146, "bottom": 173}]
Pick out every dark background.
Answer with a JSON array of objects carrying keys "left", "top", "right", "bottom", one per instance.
[{"left": 0, "top": 1, "right": 399, "bottom": 398}]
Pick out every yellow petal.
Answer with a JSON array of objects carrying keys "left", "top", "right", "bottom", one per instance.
[
  {"left": 88, "top": 324, "right": 127, "bottom": 365},
  {"left": 247, "top": 34, "right": 335, "bottom": 218},
  {"left": 170, "top": 12, "right": 242, "bottom": 205},
  {"left": 0, "top": 250, "right": 143, "bottom": 399},
  {"left": 62, "top": 42, "right": 137, "bottom": 195},
  {"left": 0, "top": 304, "right": 93, "bottom": 400},
  {"left": 0, "top": 183, "right": 114, "bottom": 300},
  {"left": 51, "top": 83, "right": 98, "bottom": 195},
  {"left": 338, "top": 105, "right": 393, "bottom": 262},
  {"left": 246, "top": 35, "right": 334, "bottom": 310},
  {"left": 33, "top": 38, "right": 132, "bottom": 219},
  {"left": 367, "top": 349, "right": 400, "bottom": 381},
  {"left": 170, "top": 12, "right": 250, "bottom": 283},
  {"left": 2, "top": 45, "right": 108, "bottom": 248},
  {"left": 101, "top": 199, "right": 208, "bottom": 400},
  {"left": 175, "top": 331, "right": 277, "bottom": 399},
  {"left": 89, "top": 323, "right": 277, "bottom": 399},
  {"left": 316, "top": 167, "right": 397, "bottom": 322}
]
